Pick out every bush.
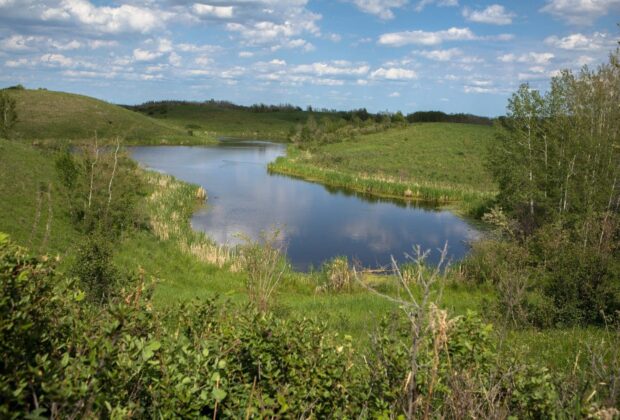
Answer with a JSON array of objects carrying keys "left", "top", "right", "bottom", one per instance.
[{"left": 317, "top": 256, "right": 353, "bottom": 293}]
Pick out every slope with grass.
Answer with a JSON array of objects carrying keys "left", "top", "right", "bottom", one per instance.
[
  {"left": 0, "top": 139, "right": 77, "bottom": 254},
  {"left": 130, "top": 101, "right": 314, "bottom": 140},
  {"left": 269, "top": 122, "right": 497, "bottom": 213},
  {"left": 5, "top": 88, "right": 213, "bottom": 144}
]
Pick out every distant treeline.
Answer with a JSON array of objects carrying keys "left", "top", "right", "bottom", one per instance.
[
  {"left": 127, "top": 100, "right": 492, "bottom": 125},
  {"left": 405, "top": 111, "right": 493, "bottom": 125}
]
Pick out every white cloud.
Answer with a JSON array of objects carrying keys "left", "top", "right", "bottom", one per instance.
[
  {"left": 63, "top": 69, "right": 116, "bottom": 79},
  {"left": 370, "top": 67, "right": 418, "bottom": 80},
  {"left": 192, "top": 3, "right": 234, "bottom": 19},
  {"left": 40, "top": 53, "right": 74, "bottom": 67},
  {"left": 498, "top": 52, "right": 555, "bottom": 65},
  {"left": 418, "top": 48, "right": 462, "bottom": 61},
  {"left": 195, "top": 55, "right": 212, "bottom": 66},
  {"left": 415, "top": 0, "right": 458, "bottom": 12},
  {"left": 226, "top": 15, "right": 320, "bottom": 50},
  {"left": 463, "top": 85, "right": 499, "bottom": 94},
  {"left": 5, "top": 58, "right": 30, "bottom": 67},
  {"left": 47, "top": 0, "right": 165, "bottom": 34},
  {"left": 168, "top": 52, "right": 182, "bottom": 66},
  {"left": 544, "top": 32, "right": 613, "bottom": 50},
  {"left": 378, "top": 27, "right": 477, "bottom": 46},
  {"left": 133, "top": 48, "right": 162, "bottom": 62},
  {"left": 88, "top": 40, "right": 118, "bottom": 49},
  {"left": 346, "top": 0, "right": 408, "bottom": 20},
  {"left": 238, "top": 51, "right": 254, "bottom": 58},
  {"left": 389, "top": 91, "right": 401, "bottom": 97},
  {"left": 540, "top": 0, "right": 620, "bottom": 25},
  {"left": 0, "top": 35, "right": 43, "bottom": 51},
  {"left": 463, "top": 4, "right": 515, "bottom": 25},
  {"left": 51, "top": 39, "right": 81, "bottom": 50},
  {"left": 292, "top": 61, "right": 370, "bottom": 76}
]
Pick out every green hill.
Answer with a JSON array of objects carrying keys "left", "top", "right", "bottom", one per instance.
[
  {"left": 4, "top": 89, "right": 208, "bottom": 144},
  {"left": 130, "top": 101, "right": 314, "bottom": 140}
]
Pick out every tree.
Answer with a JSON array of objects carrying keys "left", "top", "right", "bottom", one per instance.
[{"left": 0, "top": 91, "right": 17, "bottom": 137}]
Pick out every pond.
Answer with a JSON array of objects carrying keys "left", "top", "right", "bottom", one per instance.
[{"left": 130, "top": 140, "right": 481, "bottom": 271}]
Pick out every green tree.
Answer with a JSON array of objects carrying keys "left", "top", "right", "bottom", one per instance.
[
  {"left": 488, "top": 50, "right": 620, "bottom": 325},
  {"left": 0, "top": 91, "right": 17, "bottom": 137}
]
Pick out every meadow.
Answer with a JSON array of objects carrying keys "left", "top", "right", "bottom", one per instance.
[{"left": 269, "top": 122, "right": 497, "bottom": 214}]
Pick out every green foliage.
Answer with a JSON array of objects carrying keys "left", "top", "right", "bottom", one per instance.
[
  {"left": 406, "top": 110, "right": 492, "bottom": 125},
  {"left": 54, "top": 144, "right": 147, "bottom": 236},
  {"left": 0, "top": 91, "right": 18, "bottom": 137},
  {"left": 289, "top": 111, "right": 403, "bottom": 150},
  {"left": 484, "top": 51, "right": 620, "bottom": 326},
  {"left": 69, "top": 233, "right": 120, "bottom": 303}
]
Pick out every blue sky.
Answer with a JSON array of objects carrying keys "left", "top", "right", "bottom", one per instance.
[{"left": 0, "top": 0, "right": 618, "bottom": 116}]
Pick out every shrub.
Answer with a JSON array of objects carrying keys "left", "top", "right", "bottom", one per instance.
[{"left": 317, "top": 256, "right": 353, "bottom": 292}]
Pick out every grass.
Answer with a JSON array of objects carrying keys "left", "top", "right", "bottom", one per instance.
[
  {"left": 269, "top": 123, "right": 497, "bottom": 213},
  {"left": 131, "top": 101, "right": 318, "bottom": 140},
  {"left": 5, "top": 89, "right": 215, "bottom": 144},
  {"left": 0, "top": 139, "right": 77, "bottom": 254}
]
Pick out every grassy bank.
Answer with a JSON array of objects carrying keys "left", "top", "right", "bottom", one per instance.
[{"left": 269, "top": 123, "right": 497, "bottom": 214}]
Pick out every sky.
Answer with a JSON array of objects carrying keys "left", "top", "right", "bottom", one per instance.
[{"left": 0, "top": 0, "right": 618, "bottom": 116}]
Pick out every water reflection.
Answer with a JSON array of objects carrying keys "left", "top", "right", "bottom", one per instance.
[{"left": 130, "top": 141, "right": 480, "bottom": 271}]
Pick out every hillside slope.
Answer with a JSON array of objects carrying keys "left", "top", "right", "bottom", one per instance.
[
  {"left": 5, "top": 89, "right": 208, "bottom": 144},
  {"left": 0, "top": 139, "right": 77, "bottom": 253},
  {"left": 130, "top": 101, "right": 313, "bottom": 140}
]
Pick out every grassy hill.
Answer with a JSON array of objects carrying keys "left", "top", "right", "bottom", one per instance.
[
  {"left": 269, "top": 123, "right": 497, "bottom": 212},
  {"left": 130, "top": 101, "right": 315, "bottom": 140},
  {"left": 5, "top": 89, "right": 209, "bottom": 144}
]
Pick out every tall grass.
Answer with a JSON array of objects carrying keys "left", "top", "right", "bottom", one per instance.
[{"left": 145, "top": 172, "right": 239, "bottom": 269}]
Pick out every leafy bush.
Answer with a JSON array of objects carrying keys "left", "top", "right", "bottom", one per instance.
[{"left": 1, "top": 233, "right": 617, "bottom": 417}]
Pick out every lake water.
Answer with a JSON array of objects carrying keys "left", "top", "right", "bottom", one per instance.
[{"left": 130, "top": 140, "right": 480, "bottom": 271}]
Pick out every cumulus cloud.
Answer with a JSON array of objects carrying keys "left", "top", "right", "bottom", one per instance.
[
  {"left": 45, "top": 0, "right": 166, "bottom": 34},
  {"left": 540, "top": 0, "right": 620, "bottom": 25},
  {"left": 378, "top": 27, "right": 477, "bottom": 46},
  {"left": 418, "top": 48, "right": 462, "bottom": 61},
  {"left": 40, "top": 53, "right": 74, "bottom": 67},
  {"left": 0, "top": 35, "right": 43, "bottom": 51},
  {"left": 498, "top": 52, "right": 555, "bottom": 65},
  {"left": 544, "top": 32, "right": 614, "bottom": 50},
  {"left": 192, "top": 4, "right": 234, "bottom": 19},
  {"left": 370, "top": 67, "right": 418, "bottom": 80},
  {"left": 346, "top": 0, "right": 408, "bottom": 20},
  {"left": 462, "top": 4, "right": 515, "bottom": 25},
  {"left": 133, "top": 49, "right": 163, "bottom": 62}
]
